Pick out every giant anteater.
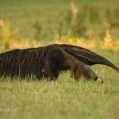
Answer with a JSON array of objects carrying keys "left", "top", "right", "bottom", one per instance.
[{"left": 0, "top": 44, "right": 118, "bottom": 83}]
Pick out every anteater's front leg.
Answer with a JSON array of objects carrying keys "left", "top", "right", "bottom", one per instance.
[
  {"left": 43, "top": 60, "right": 59, "bottom": 80},
  {"left": 64, "top": 53, "right": 102, "bottom": 83}
]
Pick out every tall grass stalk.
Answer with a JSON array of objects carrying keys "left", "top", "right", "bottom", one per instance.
[{"left": 0, "top": 20, "right": 10, "bottom": 49}]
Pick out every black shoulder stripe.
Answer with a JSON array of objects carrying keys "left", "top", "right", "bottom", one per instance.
[{"left": 64, "top": 49, "right": 98, "bottom": 66}]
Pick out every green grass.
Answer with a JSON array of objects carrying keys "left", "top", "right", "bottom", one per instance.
[{"left": 0, "top": 50, "right": 119, "bottom": 119}]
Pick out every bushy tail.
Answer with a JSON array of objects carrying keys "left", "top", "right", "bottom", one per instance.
[{"left": 56, "top": 44, "right": 119, "bottom": 72}]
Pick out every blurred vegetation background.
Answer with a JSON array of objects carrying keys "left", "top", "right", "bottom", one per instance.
[{"left": 0, "top": 0, "right": 119, "bottom": 50}]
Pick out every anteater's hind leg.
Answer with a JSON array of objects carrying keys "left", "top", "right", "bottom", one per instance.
[{"left": 36, "top": 68, "right": 43, "bottom": 80}]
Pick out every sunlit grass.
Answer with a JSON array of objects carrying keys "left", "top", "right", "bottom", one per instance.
[
  {"left": 0, "top": 67, "right": 119, "bottom": 119},
  {"left": 0, "top": 50, "right": 119, "bottom": 119}
]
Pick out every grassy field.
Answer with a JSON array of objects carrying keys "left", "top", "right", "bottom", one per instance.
[
  {"left": 0, "top": 50, "right": 119, "bottom": 119},
  {"left": 0, "top": 0, "right": 119, "bottom": 119}
]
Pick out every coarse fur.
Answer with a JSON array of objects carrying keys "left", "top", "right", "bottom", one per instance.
[
  {"left": 0, "top": 44, "right": 118, "bottom": 82},
  {"left": 0, "top": 45, "right": 98, "bottom": 81},
  {"left": 42, "top": 47, "right": 98, "bottom": 81},
  {"left": 47, "top": 44, "right": 119, "bottom": 72},
  {"left": 0, "top": 48, "right": 43, "bottom": 79}
]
